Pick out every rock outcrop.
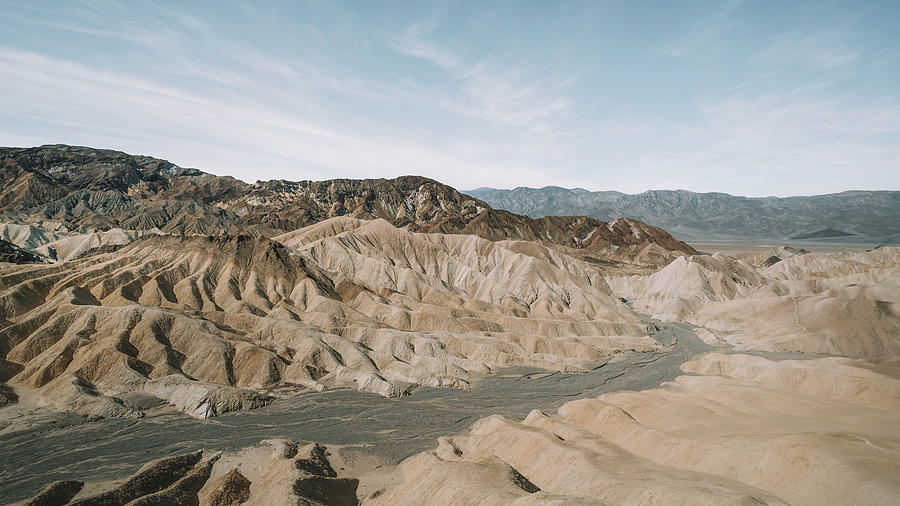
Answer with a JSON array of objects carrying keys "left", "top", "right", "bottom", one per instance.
[
  {"left": 19, "top": 441, "right": 356, "bottom": 506},
  {"left": 21, "top": 480, "right": 84, "bottom": 506},
  {"left": 66, "top": 451, "right": 205, "bottom": 505},
  {"left": 201, "top": 469, "right": 251, "bottom": 506},
  {"left": 251, "top": 441, "right": 359, "bottom": 506},
  {"left": 0, "top": 223, "right": 63, "bottom": 250},
  {"left": 0, "top": 239, "right": 48, "bottom": 265}
]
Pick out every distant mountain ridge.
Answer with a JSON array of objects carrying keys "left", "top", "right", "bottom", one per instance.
[
  {"left": 466, "top": 186, "right": 900, "bottom": 242},
  {"left": 0, "top": 145, "right": 695, "bottom": 254}
]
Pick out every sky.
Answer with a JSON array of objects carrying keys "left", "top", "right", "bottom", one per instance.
[{"left": 1, "top": 0, "right": 898, "bottom": 196}]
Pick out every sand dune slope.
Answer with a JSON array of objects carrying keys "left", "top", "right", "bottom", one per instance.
[
  {"left": 34, "top": 227, "right": 156, "bottom": 262},
  {"left": 607, "top": 253, "right": 764, "bottom": 320},
  {"left": 371, "top": 352, "right": 900, "bottom": 505},
  {"left": 692, "top": 248, "right": 900, "bottom": 359},
  {"left": 608, "top": 247, "right": 900, "bottom": 359}
]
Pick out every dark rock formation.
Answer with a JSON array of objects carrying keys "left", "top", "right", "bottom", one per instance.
[
  {"left": 69, "top": 451, "right": 203, "bottom": 505},
  {"left": 0, "top": 145, "right": 696, "bottom": 254},
  {"left": 21, "top": 480, "right": 84, "bottom": 506},
  {"left": 128, "top": 454, "right": 220, "bottom": 506},
  {"left": 203, "top": 469, "right": 251, "bottom": 506},
  {"left": 0, "top": 239, "right": 47, "bottom": 264}
]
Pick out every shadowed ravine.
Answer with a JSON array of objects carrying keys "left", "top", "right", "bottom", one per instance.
[{"left": 0, "top": 321, "right": 712, "bottom": 503}]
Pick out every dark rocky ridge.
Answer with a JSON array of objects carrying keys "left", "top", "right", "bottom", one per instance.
[
  {"left": 0, "top": 239, "right": 47, "bottom": 264},
  {"left": 0, "top": 145, "right": 696, "bottom": 254}
]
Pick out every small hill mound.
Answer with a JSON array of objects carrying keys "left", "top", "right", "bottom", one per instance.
[{"left": 790, "top": 228, "right": 855, "bottom": 239}]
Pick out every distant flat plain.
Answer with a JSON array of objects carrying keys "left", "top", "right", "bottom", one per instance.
[{"left": 690, "top": 239, "right": 882, "bottom": 254}]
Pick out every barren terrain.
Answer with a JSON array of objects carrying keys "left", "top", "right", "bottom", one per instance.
[{"left": 1, "top": 146, "right": 898, "bottom": 505}]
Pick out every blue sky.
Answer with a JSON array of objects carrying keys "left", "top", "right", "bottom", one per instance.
[{"left": 1, "top": 0, "right": 898, "bottom": 196}]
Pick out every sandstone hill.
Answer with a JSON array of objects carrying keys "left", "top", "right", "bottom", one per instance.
[
  {"left": 0, "top": 223, "right": 63, "bottom": 250},
  {"left": 367, "top": 245, "right": 900, "bottom": 505},
  {"left": 607, "top": 246, "right": 900, "bottom": 360},
  {"left": 20, "top": 441, "right": 359, "bottom": 506},
  {"left": 25, "top": 345, "right": 899, "bottom": 506},
  {"left": 0, "top": 218, "right": 660, "bottom": 420}
]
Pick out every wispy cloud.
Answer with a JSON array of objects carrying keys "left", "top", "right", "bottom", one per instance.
[
  {"left": 391, "top": 20, "right": 462, "bottom": 71},
  {"left": 0, "top": 2, "right": 253, "bottom": 87},
  {"left": 662, "top": 0, "right": 743, "bottom": 58},
  {"left": 752, "top": 28, "right": 865, "bottom": 86},
  {"left": 0, "top": 0, "right": 897, "bottom": 195},
  {"left": 0, "top": 46, "right": 571, "bottom": 189},
  {"left": 230, "top": 48, "right": 406, "bottom": 101},
  {"left": 628, "top": 90, "right": 900, "bottom": 195},
  {"left": 389, "top": 19, "right": 576, "bottom": 132}
]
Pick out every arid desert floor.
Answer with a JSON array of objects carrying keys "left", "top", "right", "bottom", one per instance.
[{"left": 2, "top": 219, "right": 897, "bottom": 505}]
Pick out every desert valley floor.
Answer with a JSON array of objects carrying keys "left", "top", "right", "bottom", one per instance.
[
  {"left": 3, "top": 227, "right": 897, "bottom": 506},
  {"left": 0, "top": 320, "right": 708, "bottom": 502}
]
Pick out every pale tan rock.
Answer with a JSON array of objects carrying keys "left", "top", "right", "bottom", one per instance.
[
  {"left": 34, "top": 228, "right": 156, "bottom": 262},
  {"left": 200, "top": 468, "right": 251, "bottom": 506},
  {"left": 1, "top": 221, "right": 657, "bottom": 419},
  {"left": 0, "top": 223, "right": 63, "bottom": 250},
  {"left": 364, "top": 452, "right": 553, "bottom": 506},
  {"left": 608, "top": 247, "right": 900, "bottom": 359},
  {"left": 691, "top": 293, "right": 900, "bottom": 359},
  {"left": 607, "top": 253, "right": 764, "bottom": 321},
  {"left": 557, "top": 354, "right": 900, "bottom": 505},
  {"left": 371, "top": 353, "right": 900, "bottom": 506},
  {"left": 22, "top": 479, "right": 84, "bottom": 506},
  {"left": 245, "top": 441, "right": 359, "bottom": 506}
]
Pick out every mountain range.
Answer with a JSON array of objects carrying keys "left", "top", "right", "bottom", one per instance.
[
  {"left": 0, "top": 145, "right": 694, "bottom": 254},
  {"left": 466, "top": 186, "right": 900, "bottom": 242}
]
